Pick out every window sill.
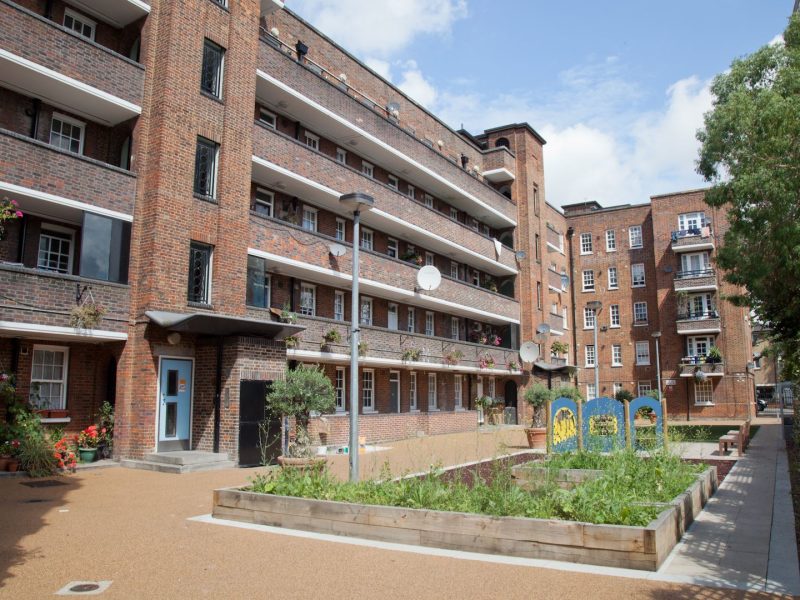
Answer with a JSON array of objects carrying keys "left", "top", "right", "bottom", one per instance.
[
  {"left": 193, "top": 193, "right": 218, "bottom": 204},
  {"left": 187, "top": 301, "right": 213, "bottom": 309},
  {"left": 606, "top": 249, "right": 617, "bottom": 253},
  {"left": 409, "top": 409, "right": 420, "bottom": 413},
  {"left": 608, "top": 287, "right": 619, "bottom": 291},
  {"left": 632, "top": 285, "right": 646, "bottom": 289},
  {"left": 611, "top": 364, "right": 623, "bottom": 368},
  {"left": 428, "top": 407, "right": 440, "bottom": 412},
  {"left": 40, "top": 417, "right": 71, "bottom": 424},
  {"left": 362, "top": 409, "right": 378, "bottom": 414},
  {"left": 633, "top": 322, "right": 649, "bottom": 327},
  {"left": 582, "top": 289, "right": 596, "bottom": 294},
  {"left": 636, "top": 363, "right": 651, "bottom": 367},
  {"left": 694, "top": 403, "right": 715, "bottom": 407}
]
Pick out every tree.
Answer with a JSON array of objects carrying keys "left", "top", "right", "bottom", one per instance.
[{"left": 697, "top": 14, "right": 800, "bottom": 376}]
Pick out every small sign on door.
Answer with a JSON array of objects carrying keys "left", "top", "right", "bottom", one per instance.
[{"left": 178, "top": 379, "right": 187, "bottom": 393}]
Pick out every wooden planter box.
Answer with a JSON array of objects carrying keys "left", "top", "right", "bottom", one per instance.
[
  {"left": 511, "top": 463, "right": 604, "bottom": 490},
  {"left": 212, "top": 467, "right": 716, "bottom": 571}
]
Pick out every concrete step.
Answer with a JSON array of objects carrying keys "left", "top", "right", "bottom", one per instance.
[
  {"left": 120, "top": 455, "right": 236, "bottom": 474},
  {"left": 144, "top": 451, "right": 230, "bottom": 466}
]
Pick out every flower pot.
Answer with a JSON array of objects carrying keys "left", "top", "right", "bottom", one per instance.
[
  {"left": 277, "top": 456, "right": 325, "bottom": 469},
  {"left": 0, "top": 456, "right": 10, "bottom": 471},
  {"left": 6, "top": 458, "right": 18, "bottom": 472},
  {"left": 524, "top": 427, "right": 547, "bottom": 449},
  {"left": 49, "top": 410, "right": 69, "bottom": 419},
  {"left": 78, "top": 448, "right": 97, "bottom": 463}
]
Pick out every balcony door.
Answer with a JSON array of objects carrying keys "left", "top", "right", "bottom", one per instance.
[
  {"left": 388, "top": 303, "right": 398, "bottom": 330},
  {"left": 681, "top": 252, "right": 709, "bottom": 275},
  {"left": 689, "top": 293, "right": 714, "bottom": 317}
]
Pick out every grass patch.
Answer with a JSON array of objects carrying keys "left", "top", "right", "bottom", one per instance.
[
  {"left": 635, "top": 424, "right": 759, "bottom": 443},
  {"left": 248, "top": 449, "right": 705, "bottom": 527}
]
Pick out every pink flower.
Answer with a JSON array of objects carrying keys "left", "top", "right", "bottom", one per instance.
[
  {"left": 15, "top": 211, "right": 23, "bottom": 218},
  {"left": 10, "top": 199, "right": 18, "bottom": 206}
]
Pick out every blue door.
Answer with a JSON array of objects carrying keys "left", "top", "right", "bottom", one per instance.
[{"left": 158, "top": 359, "right": 192, "bottom": 451}]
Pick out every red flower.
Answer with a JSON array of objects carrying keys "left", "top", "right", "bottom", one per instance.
[{"left": 101, "top": 428, "right": 107, "bottom": 434}]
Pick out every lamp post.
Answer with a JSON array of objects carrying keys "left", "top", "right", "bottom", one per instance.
[
  {"left": 587, "top": 301, "right": 602, "bottom": 398},
  {"left": 652, "top": 331, "right": 662, "bottom": 401},
  {"left": 339, "top": 192, "right": 374, "bottom": 483}
]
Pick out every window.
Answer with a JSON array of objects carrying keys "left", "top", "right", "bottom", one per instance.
[
  {"left": 30, "top": 346, "right": 69, "bottom": 410},
  {"left": 423, "top": 194, "right": 434, "bottom": 208},
  {"left": 407, "top": 307, "right": 416, "bottom": 332},
  {"left": 634, "top": 301, "right": 648, "bottom": 324},
  {"left": 681, "top": 252, "right": 710, "bottom": 276},
  {"left": 428, "top": 373, "right": 437, "bottom": 409},
  {"left": 450, "top": 261, "right": 459, "bottom": 279},
  {"left": 632, "top": 263, "right": 646, "bottom": 287},
  {"left": 187, "top": 242, "right": 212, "bottom": 304},
  {"left": 613, "top": 382, "right": 623, "bottom": 397},
  {"left": 335, "top": 368, "right": 346, "bottom": 412},
  {"left": 407, "top": 185, "right": 416, "bottom": 199},
  {"left": 638, "top": 381, "right": 652, "bottom": 396},
  {"left": 360, "top": 297, "right": 373, "bottom": 326},
  {"left": 410, "top": 372, "right": 418, "bottom": 410},
  {"left": 50, "top": 114, "right": 84, "bottom": 154},
  {"left": 246, "top": 255, "right": 270, "bottom": 308},
  {"left": 533, "top": 185, "right": 540, "bottom": 215},
  {"left": 78, "top": 213, "right": 130, "bottom": 283},
  {"left": 63, "top": 8, "right": 95, "bottom": 40},
  {"left": 536, "top": 282, "right": 542, "bottom": 309},
  {"left": 535, "top": 234, "right": 541, "bottom": 261},
  {"left": 585, "top": 345, "right": 596, "bottom": 367},
  {"left": 605, "top": 230, "right": 616, "bottom": 251},
  {"left": 687, "top": 336, "right": 713, "bottom": 357},
  {"left": 37, "top": 226, "right": 73, "bottom": 274},
  {"left": 679, "top": 212, "right": 706, "bottom": 232},
  {"left": 209, "top": 0, "right": 228, "bottom": 7},
  {"left": 334, "top": 291, "right": 345, "bottom": 321},
  {"left": 610, "top": 304, "right": 620, "bottom": 327},
  {"left": 694, "top": 380, "right": 713, "bottom": 405},
  {"left": 582, "top": 270, "right": 595, "bottom": 292},
  {"left": 304, "top": 131, "right": 319, "bottom": 151},
  {"left": 586, "top": 383, "right": 597, "bottom": 401},
  {"left": 451, "top": 316, "right": 460, "bottom": 340},
  {"left": 258, "top": 108, "right": 276, "bottom": 129},
  {"left": 612, "top": 344, "right": 622, "bottom": 366},
  {"left": 201, "top": 39, "right": 225, "bottom": 98},
  {"left": 608, "top": 267, "right": 618, "bottom": 289},
  {"left": 194, "top": 137, "right": 219, "bottom": 198},
  {"left": 361, "top": 161, "right": 374, "bottom": 178},
  {"left": 335, "top": 218, "right": 346, "bottom": 242},
  {"left": 360, "top": 227, "right": 373, "bottom": 251},
  {"left": 471, "top": 270, "right": 480, "bottom": 287},
  {"left": 629, "top": 226, "right": 643, "bottom": 248},
  {"left": 470, "top": 218, "right": 479, "bottom": 231},
  {"left": 425, "top": 311, "right": 434, "bottom": 336},
  {"left": 387, "top": 238, "right": 398, "bottom": 258},
  {"left": 388, "top": 303, "right": 399, "bottom": 330},
  {"left": 636, "top": 341, "right": 651, "bottom": 365},
  {"left": 254, "top": 188, "right": 274, "bottom": 217},
  {"left": 336, "top": 147, "right": 347, "bottom": 164},
  {"left": 302, "top": 206, "right": 318, "bottom": 232},
  {"left": 454, "top": 375, "right": 463, "bottom": 409},
  {"left": 488, "top": 377, "right": 496, "bottom": 399},
  {"left": 583, "top": 307, "right": 596, "bottom": 329},
  {"left": 580, "top": 233, "right": 593, "bottom": 254},
  {"left": 299, "top": 283, "right": 316, "bottom": 316},
  {"left": 362, "top": 370, "right": 374, "bottom": 411},
  {"left": 425, "top": 252, "right": 434, "bottom": 266},
  {"left": 687, "top": 293, "right": 715, "bottom": 318},
  {"left": 450, "top": 207, "right": 458, "bottom": 220},
  {"left": 388, "top": 175, "right": 399, "bottom": 190}
]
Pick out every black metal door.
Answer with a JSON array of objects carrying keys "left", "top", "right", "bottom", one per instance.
[{"left": 238, "top": 380, "right": 279, "bottom": 467}]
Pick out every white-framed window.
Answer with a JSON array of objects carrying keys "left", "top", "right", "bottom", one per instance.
[
  {"left": 612, "top": 344, "right": 623, "bottom": 366},
  {"left": 50, "top": 113, "right": 85, "bottom": 154},
  {"left": 407, "top": 307, "right": 416, "bottom": 332},
  {"left": 407, "top": 185, "right": 416, "bottom": 199},
  {"left": 583, "top": 307, "right": 596, "bottom": 329},
  {"left": 580, "top": 233, "right": 593, "bottom": 254},
  {"left": 201, "top": 38, "right": 225, "bottom": 98},
  {"left": 476, "top": 376, "right": 484, "bottom": 401},
  {"left": 388, "top": 175, "right": 399, "bottom": 190},
  {"left": 638, "top": 381, "right": 653, "bottom": 396},
  {"left": 694, "top": 380, "right": 714, "bottom": 405},
  {"left": 335, "top": 218, "right": 346, "bottom": 241},
  {"left": 304, "top": 131, "right": 319, "bottom": 150},
  {"left": 450, "top": 207, "right": 458, "bottom": 220},
  {"left": 425, "top": 311, "right": 435, "bottom": 336},
  {"left": 582, "top": 270, "right": 595, "bottom": 292},
  {"left": 629, "top": 226, "right": 643, "bottom": 248},
  {"left": 605, "top": 230, "right": 616, "bottom": 251},
  {"left": 687, "top": 336, "right": 713, "bottom": 357},
  {"left": 679, "top": 212, "right": 706, "bottom": 232},
  {"left": 608, "top": 267, "right": 618, "bottom": 290},
  {"left": 681, "top": 252, "right": 711, "bottom": 275},
  {"left": 360, "top": 227, "right": 373, "bottom": 251},
  {"left": 586, "top": 383, "right": 597, "bottom": 401},
  {"left": 336, "top": 147, "right": 347, "bottom": 164},
  {"left": 636, "top": 341, "right": 651, "bottom": 365},
  {"left": 423, "top": 194, "right": 434, "bottom": 208},
  {"left": 258, "top": 108, "right": 276, "bottom": 129},
  {"left": 360, "top": 296, "right": 373, "bottom": 326},
  {"left": 632, "top": 263, "right": 646, "bottom": 287},
  {"left": 63, "top": 8, "right": 95, "bottom": 40},
  {"left": 335, "top": 367, "right": 346, "bottom": 412},
  {"left": 634, "top": 301, "right": 648, "bottom": 324},
  {"left": 687, "top": 293, "right": 716, "bottom": 318},
  {"left": 425, "top": 252, "right": 434, "bottom": 266},
  {"left": 562, "top": 306, "right": 569, "bottom": 329},
  {"left": 451, "top": 316, "right": 460, "bottom": 340},
  {"left": 488, "top": 377, "right": 496, "bottom": 399},
  {"left": 361, "top": 161, "right": 374, "bottom": 178},
  {"left": 300, "top": 283, "right": 316, "bottom": 316},
  {"left": 613, "top": 382, "right": 623, "bottom": 397},
  {"left": 334, "top": 290, "right": 345, "bottom": 322},
  {"left": 610, "top": 304, "right": 620, "bottom": 327},
  {"left": 30, "top": 345, "right": 69, "bottom": 410},
  {"left": 387, "top": 238, "right": 398, "bottom": 258},
  {"left": 362, "top": 369, "right": 374, "bottom": 411},
  {"left": 388, "top": 303, "right": 399, "bottom": 330},
  {"left": 454, "top": 374, "right": 463, "bottom": 409},
  {"left": 450, "top": 261, "right": 459, "bottom": 279},
  {"left": 302, "top": 206, "right": 318, "bottom": 232},
  {"left": 585, "top": 345, "right": 596, "bottom": 367},
  {"left": 254, "top": 188, "right": 274, "bottom": 217},
  {"left": 428, "top": 373, "right": 437, "bottom": 409},
  {"left": 410, "top": 372, "right": 418, "bottom": 410},
  {"left": 37, "top": 225, "right": 73, "bottom": 274}
]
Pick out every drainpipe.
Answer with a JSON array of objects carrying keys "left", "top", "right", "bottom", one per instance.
[
  {"left": 566, "top": 227, "right": 578, "bottom": 385},
  {"left": 213, "top": 337, "right": 223, "bottom": 453}
]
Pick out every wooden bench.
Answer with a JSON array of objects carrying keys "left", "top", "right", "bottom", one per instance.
[{"left": 718, "top": 419, "right": 751, "bottom": 456}]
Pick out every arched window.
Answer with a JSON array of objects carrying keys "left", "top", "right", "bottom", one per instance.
[{"left": 495, "top": 137, "right": 510, "bottom": 148}]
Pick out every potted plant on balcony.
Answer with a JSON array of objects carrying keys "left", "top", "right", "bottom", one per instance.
[
  {"left": 280, "top": 303, "right": 297, "bottom": 324},
  {"left": 507, "top": 360, "right": 519, "bottom": 372},
  {"left": 483, "top": 277, "right": 498, "bottom": 293},
  {"left": 478, "top": 354, "right": 495, "bottom": 369},
  {"left": 550, "top": 340, "right": 569, "bottom": 359},
  {"left": 401, "top": 347, "right": 421, "bottom": 362},
  {"left": 358, "top": 342, "right": 368, "bottom": 357},
  {"left": 401, "top": 249, "right": 423, "bottom": 266},
  {"left": 284, "top": 335, "right": 299, "bottom": 349},
  {"left": 320, "top": 329, "right": 342, "bottom": 352},
  {"left": 69, "top": 301, "right": 106, "bottom": 330},
  {"left": 523, "top": 383, "right": 552, "bottom": 449},
  {"left": 706, "top": 346, "right": 723, "bottom": 370},
  {"left": 444, "top": 350, "right": 463, "bottom": 366},
  {"left": 266, "top": 365, "right": 335, "bottom": 467},
  {"left": 0, "top": 197, "right": 23, "bottom": 241}
]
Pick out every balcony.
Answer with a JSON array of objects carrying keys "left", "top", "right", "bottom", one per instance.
[
  {"left": 671, "top": 227, "right": 715, "bottom": 253},
  {"left": 255, "top": 46, "right": 517, "bottom": 229},
  {"left": 547, "top": 268, "right": 567, "bottom": 293},
  {"left": 51, "top": 0, "right": 150, "bottom": 27},
  {"left": 251, "top": 126, "right": 517, "bottom": 277},
  {"left": 678, "top": 357, "right": 724, "bottom": 378},
  {"left": 481, "top": 146, "right": 516, "bottom": 183},
  {"left": 676, "top": 311, "right": 722, "bottom": 335},
  {"left": 545, "top": 224, "right": 564, "bottom": 254},
  {"left": 546, "top": 312, "right": 566, "bottom": 335},
  {"left": 674, "top": 268, "right": 717, "bottom": 292},
  {"left": 0, "top": 2, "right": 143, "bottom": 125}
]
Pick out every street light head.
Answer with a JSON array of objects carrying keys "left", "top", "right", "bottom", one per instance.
[
  {"left": 339, "top": 192, "right": 374, "bottom": 212},
  {"left": 651, "top": 331, "right": 662, "bottom": 338}
]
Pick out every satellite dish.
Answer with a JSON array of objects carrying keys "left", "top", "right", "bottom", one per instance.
[
  {"left": 328, "top": 243, "right": 347, "bottom": 257},
  {"left": 519, "top": 341, "right": 540, "bottom": 363},
  {"left": 387, "top": 102, "right": 401, "bottom": 113},
  {"left": 536, "top": 323, "right": 551, "bottom": 335},
  {"left": 515, "top": 250, "right": 526, "bottom": 261},
  {"left": 416, "top": 266, "right": 441, "bottom": 291}
]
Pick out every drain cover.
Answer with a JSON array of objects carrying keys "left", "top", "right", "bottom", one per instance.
[
  {"left": 21, "top": 479, "right": 67, "bottom": 488},
  {"left": 21, "top": 498, "right": 50, "bottom": 504},
  {"left": 70, "top": 584, "right": 100, "bottom": 593},
  {"left": 56, "top": 580, "right": 112, "bottom": 596}
]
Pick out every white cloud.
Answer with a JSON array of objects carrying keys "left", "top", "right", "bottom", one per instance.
[
  {"left": 396, "top": 61, "right": 438, "bottom": 107},
  {"left": 364, "top": 58, "right": 392, "bottom": 80},
  {"left": 288, "top": 0, "right": 467, "bottom": 57}
]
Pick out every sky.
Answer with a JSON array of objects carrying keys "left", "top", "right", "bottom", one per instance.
[{"left": 287, "top": 1, "right": 791, "bottom": 208}]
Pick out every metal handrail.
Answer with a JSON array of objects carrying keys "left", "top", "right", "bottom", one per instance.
[
  {"left": 677, "top": 310, "right": 719, "bottom": 320},
  {"left": 671, "top": 226, "right": 713, "bottom": 242},
  {"left": 675, "top": 268, "right": 715, "bottom": 279}
]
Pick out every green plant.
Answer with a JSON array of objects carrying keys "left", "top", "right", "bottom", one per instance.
[
  {"left": 280, "top": 302, "right": 297, "bottom": 324},
  {"left": 401, "top": 347, "right": 421, "bottom": 361},
  {"left": 523, "top": 383, "right": 553, "bottom": 427},
  {"left": 444, "top": 350, "right": 463, "bottom": 365},
  {"left": 0, "top": 196, "right": 23, "bottom": 241},
  {"left": 322, "top": 329, "right": 342, "bottom": 344},
  {"left": 97, "top": 401, "right": 114, "bottom": 447},
  {"left": 284, "top": 335, "right": 299, "bottom": 348},
  {"left": 551, "top": 385, "right": 584, "bottom": 403},
  {"left": 645, "top": 389, "right": 661, "bottom": 401},
  {"left": 614, "top": 389, "right": 634, "bottom": 402},
  {"left": 69, "top": 303, "right": 106, "bottom": 329},
  {"left": 77, "top": 425, "right": 100, "bottom": 448},
  {"left": 358, "top": 342, "right": 368, "bottom": 357},
  {"left": 550, "top": 340, "right": 569, "bottom": 356},
  {"left": 707, "top": 345, "right": 723, "bottom": 363},
  {"left": 18, "top": 435, "right": 57, "bottom": 477},
  {"left": 474, "top": 395, "right": 494, "bottom": 409}
]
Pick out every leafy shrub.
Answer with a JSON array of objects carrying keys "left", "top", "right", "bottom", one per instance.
[{"left": 19, "top": 435, "right": 57, "bottom": 477}]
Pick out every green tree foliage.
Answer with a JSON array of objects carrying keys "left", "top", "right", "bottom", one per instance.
[{"left": 266, "top": 365, "right": 335, "bottom": 432}]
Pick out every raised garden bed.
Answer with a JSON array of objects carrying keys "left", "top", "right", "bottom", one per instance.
[{"left": 511, "top": 463, "right": 604, "bottom": 490}]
